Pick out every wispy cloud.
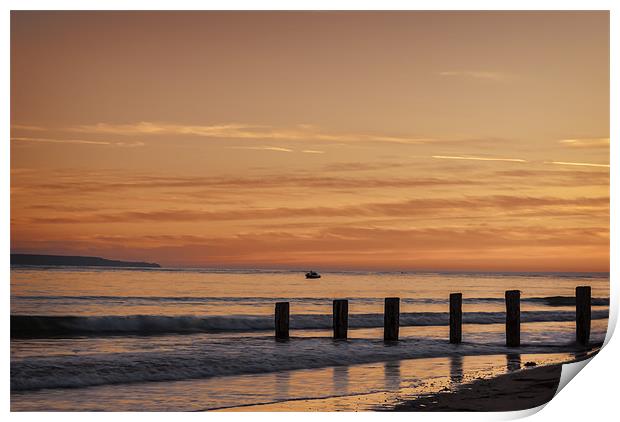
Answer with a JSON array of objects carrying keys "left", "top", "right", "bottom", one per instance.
[
  {"left": 558, "top": 138, "right": 610, "bottom": 149},
  {"left": 547, "top": 161, "right": 610, "bottom": 168},
  {"left": 432, "top": 155, "right": 526, "bottom": 163},
  {"left": 13, "top": 122, "right": 518, "bottom": 149},
  {"left": 14, "top": 172, "right": 479, "bottom": 196},
  {"left": 322, "top": 162, "right": 411, "bottom": 172},
  {"left": 68, "top": 121, "right": 433, "bottom": 145},
  {"left": 11, "top": 124, "right": 47, "bottom": 131},
  {"left": 25, "top": 195, "right": 609, "bottom": 225},
  {"left": 228, "top": 146, "right": 293, "bottom": 152},
  {"left": 439, "top": 70, "right": 507, "bottom": 81},
  {"left": 225, "top": 146, "right": 325, "bottom": 154},
  {"left": 494, "top": 169, "right": 609, "bottom": 187},
  {"left": 11, "top": 137, "right": 145, "bottom": 147},
  {"left": 431, "top": 155, "right": 609, "bottom": 169}
]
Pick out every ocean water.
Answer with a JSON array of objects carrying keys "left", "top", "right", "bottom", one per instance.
[{"left": 10, "top": 267, "right": 609, "bottom": 411}]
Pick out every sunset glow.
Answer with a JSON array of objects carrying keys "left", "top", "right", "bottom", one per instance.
[{"left": 10, "top": 11, "right": 609, "bottom": 271}]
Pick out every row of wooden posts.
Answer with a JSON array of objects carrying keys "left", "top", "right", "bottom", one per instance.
[{"left": 274, "top": 286, "right": 592, "bottom": 347}]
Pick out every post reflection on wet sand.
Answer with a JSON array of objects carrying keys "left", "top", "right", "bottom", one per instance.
[
  {"left": 384, "top": 360, "right": 401, "bottom": 391},
  {"left": 332, "top": 366, "right": 349, "bottom": 395},
  {"left": 450, "top": 355, "right": 464, "bottom": 384},
  {"left": 507, "top": 353, "right": 522, "bottom": 372},
  {"left": 275, "top": 371, "right": 291, "bottom": 398}
]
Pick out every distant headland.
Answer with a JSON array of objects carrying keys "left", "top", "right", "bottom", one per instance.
[{"left": 11, "top": 254, "right": 161, "bottom": 268}]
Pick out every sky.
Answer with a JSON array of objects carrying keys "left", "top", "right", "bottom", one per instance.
[{"left": 10, "top": 11, "right": 609, "bottom": 271}]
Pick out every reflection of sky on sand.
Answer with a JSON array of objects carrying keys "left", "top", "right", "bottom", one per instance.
[
  {"left": 11, "top": 352, "right": 591, "bottom": 411},
  {"left": 222, "top": 353, "right": 585, "bottom": 411}
]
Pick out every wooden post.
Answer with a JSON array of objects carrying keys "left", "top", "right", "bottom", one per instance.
[
  {"left": 576, "top": 286, "right": 591, "bottom": 346},
  {"left": 275, "top": 302, "right": 289, "bottom": 339},
  {"left": 333, "top": 299, "right": 348, "bottom": 339},
  {"left": 384, "top": 297, "right": 400, "bottom": 341},
  {"left": 449, "top": 293, "right": 462, "bottom": 344},
  {"left": 505, "top": 290, "right": 520, "bottom": 347}
]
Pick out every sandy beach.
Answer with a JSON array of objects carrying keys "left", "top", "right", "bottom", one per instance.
[{"left": 392, "top": 364, "right": 563, "bottom": 411}]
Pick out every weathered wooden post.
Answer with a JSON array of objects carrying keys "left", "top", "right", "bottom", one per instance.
[
  {"left": 275, "top": 301, "right": 289, "bottom": 339},
  {"left": 449, "top": 293, "right": 462, "bottom": 344},
  {"left": 576, "top": 286, "right": 591, "bottom": 346},
  {"left": 505, "top": 290, "right": 520, "bottom": 347},
  {"left": 333, "top": 299, "right": 348, "bottom": 339},
  {"left": 384, "top": 297, "right": 400, "bottom": 341}
]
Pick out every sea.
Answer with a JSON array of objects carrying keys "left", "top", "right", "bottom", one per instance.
[{"left": 10, "top": 267, "right": 609, "bottom": 411}]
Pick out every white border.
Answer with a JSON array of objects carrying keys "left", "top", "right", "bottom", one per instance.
[{"left": 3, "top": 2, "right": 617, "bottom": 420}]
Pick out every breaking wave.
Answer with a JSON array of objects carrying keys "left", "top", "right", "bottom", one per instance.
[
  {"left": 11, "top": 309, "right": 609, "bottom": 337},
  {"left": 11, "top": 336, "right": 599, "bottom": 391}
]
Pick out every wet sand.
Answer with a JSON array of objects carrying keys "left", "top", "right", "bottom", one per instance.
[
  {"left": 214, "top": 352, "right": 593, "bottom": 412},
  {"left": 392, "top": 364, "right": 562, "bottom": 412}
]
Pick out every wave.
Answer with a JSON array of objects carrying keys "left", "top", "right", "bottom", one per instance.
[
  {"left": 10, "top": 335, "right": 601, "bottom": 391},
  {"left": 528, "top": 296, "right": 609, "bottom": 307},
  {"left": 11, "top": 309, "right": 609, "bottom": 338}
]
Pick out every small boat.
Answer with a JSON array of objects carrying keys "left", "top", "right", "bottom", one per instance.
[{"left": 305, "top": 271, "right": 321, "bottom": 279}]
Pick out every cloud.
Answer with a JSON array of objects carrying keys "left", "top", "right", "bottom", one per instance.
[
  {"left": 11, "top": 124, "right": 47, "bottom": 131},
  {"left": 11, "top": 137, "right": 145, "bottom": 147},
  {"left": 558, "top": 138, "right": 609, "bottom": 149},
  {"left": 322, "top": 162, "right": 410, "bottom": 172},
  {"left": 68, "top": 121, "right": 433, "bottom": 145},
  {"left": 439, "top": 71, "right": 507, "bottom": 81},
  {"left": 14, "top": 122, "right": 520, "bottom": 149},
  {"left": 27, "top": 204, "right": 102, "bottom": 212},
  {"left": 228, "top": 146, "right": 293, "bottom": 152},
  {"left": 432, "top": 155, "right": 526, "bottom": 163},
  {"left": 24, "top": 194, "right": 609, "bottom": 225},
  {"left": 12, "top": 169, "right": 482, "bottom": 196},
  {"left": 547, "top": 161, "right": 610, "bottom": 168},
  {"left": 13, "top": 163, "right": 611, "bottom": 203},
  {"left": 301, "top": 150, "right": 325, "bottom": 154},
  {"left": 494, "top": 169, "right": 609, "bottom": 187},
  {"left": 48, "top": 225, "right": 610, "bottom": 251},
  {"left": 12, "top": 137, "right": 109, "bottom": 146},
  {"left": 12, "top": 224, "right": 609, "bottom": 271},
  {"left": 432, "top": 155, "right": 610, "bottom": 169}
]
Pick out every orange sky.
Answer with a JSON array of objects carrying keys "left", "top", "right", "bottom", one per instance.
[{"left": 10, "top": 11, "right": 610, "bottom": 271}]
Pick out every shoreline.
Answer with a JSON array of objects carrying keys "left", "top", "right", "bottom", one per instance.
[
  {"left": 391, "top": 363, "right": 564, "bottom": 412},
  {"left": 209, "top": 351, "right": 598, "bottom": 412},
  {"left": 12, "top": 350, "right": 597, "bottom": 411}
]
